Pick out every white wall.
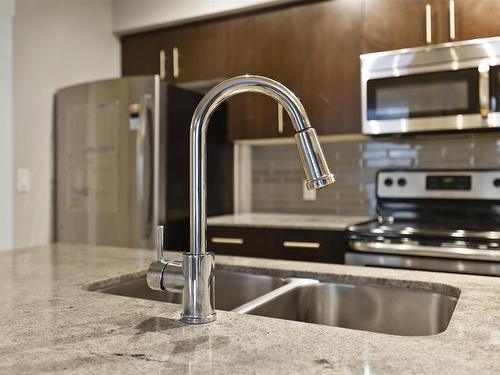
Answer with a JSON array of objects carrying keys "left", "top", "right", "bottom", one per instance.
[
  {"left": 12, "top": 0, "right": 120, "bottom": 249},
  {"left": 112, "top": 0, "right": 296, "bottom": 35},
  {"left": 0, "top": 1, "right": 15, "bottom": 251}
]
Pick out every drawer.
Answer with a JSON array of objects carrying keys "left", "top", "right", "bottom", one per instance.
[
  {"left": 207, "top": 225, "right": 347, "bottom": 263},
  {"left": 270, "top": 228, "right": 345, "bottom": 263},
  {"left": 206, "top": 226, "right": 270, "bottom": 257}
]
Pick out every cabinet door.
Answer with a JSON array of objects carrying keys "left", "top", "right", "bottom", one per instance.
[
  {"left": 226, "top": 1, "right": 363, "bottom": 139},
  {"left": 168, "top": 20, "right": 227, "bottom": 83},
  {"left": 453, "top": 0, "right": 500, "bottom": 41},
  {"left": 206, "top": 226, "right": 272, "bottom": 257},
  {"left": 226, "top": 8, "right": 301, "bottom": 139},
  {"left": 271, "top": 228, "right": 347, "bottom": 264},
  {"left": 297, "top": 0, "right": 363, "bottom": 135},
  {"left": 121, "top": 31, "right": 166, "bottom": 76},
  {"left": 362, "top": 0, "right": 442, "bottom": 53}
]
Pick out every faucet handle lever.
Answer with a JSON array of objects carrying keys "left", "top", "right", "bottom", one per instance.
[
  {"left": 147, "top": 225, "right": 184, "bottom": 293},
  {"left": 155, "top": 225, "right": 164, "bottom": 261},
  {"left": 147, "top": 225, "right": 167, "bottom": 291}
]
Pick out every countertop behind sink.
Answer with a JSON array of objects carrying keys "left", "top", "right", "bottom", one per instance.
[
  {"left": 207, "top": 212, "right": 372, "bottom": 230},
  {"left": 0, "top": 243, "right": 499, "bottom": 374}
]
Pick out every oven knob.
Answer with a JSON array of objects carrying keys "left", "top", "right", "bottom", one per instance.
[
  {"left": 494, "top": 178, "right": 500, "bottom": 188},
  {"left": 384, "top": 178, "right": 393, "bottom": 187},
  {"left": 398, "top": 178, "right": 407, "bottom": 187}
]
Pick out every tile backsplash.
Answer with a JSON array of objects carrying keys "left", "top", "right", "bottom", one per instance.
[{"left": 246, "top": 133, "right": 500, "bottom": 216}]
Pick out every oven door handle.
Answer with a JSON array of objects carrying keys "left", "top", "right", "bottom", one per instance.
[{"left": 350, "top": 240, "right": 500, "bottom": 262}]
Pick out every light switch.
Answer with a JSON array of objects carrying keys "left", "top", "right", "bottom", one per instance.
[
  {"left": 302, "top": 179, "right": 316, "bottom": 201},
  {"left": 17, "top": 168, "right": 31, "bottom": 192}
]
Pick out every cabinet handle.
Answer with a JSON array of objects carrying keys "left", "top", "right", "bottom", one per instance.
[
  {"left": 449, "top": 0, "right": 456, "bottom": 40},
  {"left": 159, "top": 49, "right": 166, "bottom": 80},
  {"left": 211, "top": 237, "right": 244, "bottom": 245},
  {"left": 172, "top": 47, "right": 179, "bottom": 78},
  {"left": 283, "top": 241, "right": 320, "bottom": 249},
  {"left": 425, "top": 4, "right": 432, "bottom": 44},
  {"left": 277, "top": 103, "right": 284, "bottom": 134}
]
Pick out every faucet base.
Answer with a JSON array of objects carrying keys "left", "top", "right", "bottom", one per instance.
[
  {"left": 181, "top": 252, "right": 216, "bottom": 324},
  {"left": 180, "top": 313, "right": 217, "bottom": 324}
]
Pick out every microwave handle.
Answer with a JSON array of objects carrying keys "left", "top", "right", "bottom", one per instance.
[{"left": 479, "top": 67, "right": 490, "bottom": 118}]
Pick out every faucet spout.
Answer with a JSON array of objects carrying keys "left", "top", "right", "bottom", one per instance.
[{"left": 190, "top": 75, "right": 335, "bottom": 255}]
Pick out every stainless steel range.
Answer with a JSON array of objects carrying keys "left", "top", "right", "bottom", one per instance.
[{"left": 347, "top": 169, "right": 500, "bottom": 276}]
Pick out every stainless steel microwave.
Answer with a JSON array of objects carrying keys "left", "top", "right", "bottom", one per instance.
[{"left": 361, "top": 37, "right": 500, "bottom": 135}]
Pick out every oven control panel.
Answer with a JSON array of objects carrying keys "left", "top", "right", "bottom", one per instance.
[{"left": 377, "top": 170, "right": 500, "bottom": 200}]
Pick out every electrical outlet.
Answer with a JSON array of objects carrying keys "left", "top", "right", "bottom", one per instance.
[
  {"left": 302, "top": 179, "right": 316, "bottom": 201},
  {"left": 17, "top": 168, "right": 31, "bottom": 193}
]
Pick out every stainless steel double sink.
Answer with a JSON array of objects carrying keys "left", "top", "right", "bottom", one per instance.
[{"left": 98, "top": 268, "right": 459, "bottom": 336}]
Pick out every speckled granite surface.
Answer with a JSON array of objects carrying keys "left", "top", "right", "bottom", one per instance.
[
  {"left": 0, "top": 243, "right": 499, "bottom": 374},
  {"left": 207, "top": 212, "right": 372, "bottom": 230}
]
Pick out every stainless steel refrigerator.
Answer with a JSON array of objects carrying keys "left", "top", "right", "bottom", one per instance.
[{"left": 55, "top": 76, "right": 232, "bottom": 250}]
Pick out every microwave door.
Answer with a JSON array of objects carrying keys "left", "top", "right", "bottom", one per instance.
[
  {"left": 364, "top": 68, "right": 481, "bottom": 135},
  {"left": 489, "top": 65, "right": 500, "bottom": 115}
]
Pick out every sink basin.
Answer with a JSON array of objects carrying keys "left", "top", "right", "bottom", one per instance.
[
  {"left": 243, "top": 281, "right": 458, "bottom": 336},
  {"left": 99, "top": 269, "right": 288, "bottom": 311},
  {"left": 96, "top": 268, "right": 458, "bottom": 336}
]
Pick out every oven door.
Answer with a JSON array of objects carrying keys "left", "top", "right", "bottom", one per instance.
[
  {"left": 363, "top": 67, "right": 487, "bottom": 135},
  {"left": 346, "top": 251, "right": 500, "bottom": 277}
]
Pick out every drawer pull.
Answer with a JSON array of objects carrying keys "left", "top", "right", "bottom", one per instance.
[
  {"left": 211, "top": 237, "right": 244, "bottom": 245},
  {"left": 283, "top": 241, "right": 320, "bottom": 249}
]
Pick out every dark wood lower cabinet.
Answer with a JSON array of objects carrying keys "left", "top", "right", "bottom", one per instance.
[{"left": 207, "top": 225, "right": 348, "bottom": 264}]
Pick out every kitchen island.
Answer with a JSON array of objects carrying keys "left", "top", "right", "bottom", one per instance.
[{"left": 0, "top": 244, "right": 499, "bottom": 374}]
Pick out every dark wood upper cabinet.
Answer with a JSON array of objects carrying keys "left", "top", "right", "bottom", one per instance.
[
  {"left": 297, "top": 0, "right": 362, "bottom": 135},
  {"left": 168, "top": 20, "right": 227, "bottom": 83},
  {"left": 121, "top": 22, "right": 226, "bottom": 83},
  {"left": 453, "top": 0, "right": 500, "bottom": 41},
  {"left": 226, "top": 0, "right": 363, "bottom": 139},
  {"left": 121, "top": 1, "right": 364, "bottom": 139},
  {"left": 225, "top": 8, "right": 300, "bottom": 139},
  {"left": 362, "top": 0, "right": 500, "bottom": 54},
  {"left": 362, "top": 0, "right": 442, "bottom": 53},
  {"left": 121, "top": 31, "right": 167, "bottom": 76}
]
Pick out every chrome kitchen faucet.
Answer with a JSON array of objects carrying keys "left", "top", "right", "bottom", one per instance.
[{"left": 147, "top": 75, "right": 335, "bottom": 324}]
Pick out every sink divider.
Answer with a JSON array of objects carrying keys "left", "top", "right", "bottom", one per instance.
[{"left": 232, "top": 278, "right": 319, "bottom": 314}]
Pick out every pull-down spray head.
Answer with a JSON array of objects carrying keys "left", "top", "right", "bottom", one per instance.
[{"left": 295, "top": 127, "right": 335, "bottom": 190}]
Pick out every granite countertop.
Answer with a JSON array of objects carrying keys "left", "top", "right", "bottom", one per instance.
[
  {"left": 1, "top": 243, "right": 499, "bottom": 374},
  {"left": 207, "top": 212, "right": 372, "bottom": 230}
]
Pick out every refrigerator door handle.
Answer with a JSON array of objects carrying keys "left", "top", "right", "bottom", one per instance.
[{"left": 137, "top": 95, "right": 154, "bottom": 240}]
